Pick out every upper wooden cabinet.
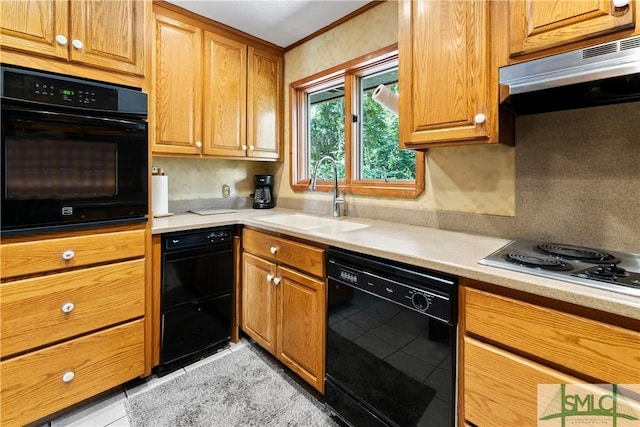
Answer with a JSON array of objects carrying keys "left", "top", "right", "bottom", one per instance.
[
  {"left": 151, "top": 7, "right": 283, "bottom": 160},
  {"left": 509, "top": 0, "right": 636, "bottom": 59},
  {"left": 398, "top": 0, "right": 502, "bottom": 149},
  {"left": 0, "top": 0, "right": 144, "bottom": 76},
  {"left": 152, "top": 14, "right": 203, "bottom": 155}
]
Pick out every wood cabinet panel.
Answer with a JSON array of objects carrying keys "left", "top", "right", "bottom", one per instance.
[
  {"left": 242, "top": 228, "right": 325, "bottom": 277},
  {"left": 152, "top": 14, "right": 203, "bottom": 154},
  {"left": 69, "top": 0, "right": 144, "bottom": 75},
  {"left": 1, "top": 319, "right": 144, "bottom": 427},
  {"left": 0, "top": 0, "right": 68, "bottom": 59},
  {"left": 202, "top": 31, "right": 247, "bottom": 157},
  {"left": 277, "top": 265, "right": 326, "bottom": 393},
  {"left": 242, "top": 252, "right": 277, "bottom": 354},
  {"left": 247, "top": 47, "right": 282, "bottom": 159},
  {"left": 509, "top": 0, "right": 636, "bottom": 58},
  {"left": 0, "top": 229, "right": 145, "bottom": 280},
  {"left": 0, "top": 0, "right": 143, "bottom": 76},
  {"left": 399, "top": 0, "right": 497, "bottom": 148},
  {"left": 464, "top": 336, "right": 585, "bottom": 427},
  {"left": 0, "top": 259, "right": 145, "bottom": 358},
  {"left": 465, "top": 287, "right": 640, "bottom": 384}
]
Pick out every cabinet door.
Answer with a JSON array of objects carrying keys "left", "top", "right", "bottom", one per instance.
[
  {"left": 0, "top": 0, "right": 68, "bottom": 60},
  {"left": 242, "top": 253, "right": 277, "bottom": 355},
  {"left": 399, "top": 0, "right": 494, "bottom": 149},
  {"left": 509, "top": 0, "right": 635, "bottom": 58},
  {"left": 202, "top": 32, "right": 247, "bottom": 158},
  {"left": 152, "top": 14, "right": 203, "bottom": 155},
  {"left": 277, "top": 265, "right": 325, "bottom": 393},
  {"left": 69, "top": 0, "right": 144, "bottom": 75},
  {"left": 247, "top": 47, "right": 282, "bottom": 160}
]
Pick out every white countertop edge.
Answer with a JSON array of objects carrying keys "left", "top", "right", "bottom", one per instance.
[{"left": 152, "top": 208, "right": 640, "bottom": 320}]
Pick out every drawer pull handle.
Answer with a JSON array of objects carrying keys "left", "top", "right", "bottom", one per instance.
[
  {"left": 61, "top": 302, "right": 75, "bottom": 313},
  {"left": 273, "top": 277, "right": 281, "bottom": 285},
  {"left": 62, "top": 371, "right": 75, "bottom": 383},
  {"left": 62, "top": 250, "right": 75, "bottom": 260},
  {"left": 270, "top": 246, "right": 277, "bottom": 254},
  {"left": 266, "top": 273, "right": 273, "bottom": 282}
]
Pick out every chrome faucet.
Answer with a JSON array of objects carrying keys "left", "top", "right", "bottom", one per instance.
[{"left": 309, "top": 155, "right": 344, "bottom": 217}]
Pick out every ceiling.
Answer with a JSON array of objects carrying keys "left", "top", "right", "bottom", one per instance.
[{"left": 164, "top": 0, "right": 374, "bottom": 48}]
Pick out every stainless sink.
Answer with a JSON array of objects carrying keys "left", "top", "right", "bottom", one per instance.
[{"left": 255, "top": 213, "right": 369, "bottom": 233}]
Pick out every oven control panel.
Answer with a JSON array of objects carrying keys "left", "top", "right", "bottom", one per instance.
[{"left": 3, "top": 70, "right": 118, "bottom": 109}]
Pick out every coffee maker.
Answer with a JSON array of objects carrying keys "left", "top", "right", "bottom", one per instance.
[{"left": 252, "top": 175, "right": 274, "bottom": 209}]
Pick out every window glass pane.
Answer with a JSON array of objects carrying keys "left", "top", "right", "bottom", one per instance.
[
  {"left": 308, "top": 85, "right": 345, "bottom": 180},
  {"left": 360, "top": 69, "right": 415, "bottom": 181}
]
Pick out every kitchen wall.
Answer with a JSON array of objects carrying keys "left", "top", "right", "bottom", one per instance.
[{"left": 155, "top": 2, "right": 639, "bottom": 253}]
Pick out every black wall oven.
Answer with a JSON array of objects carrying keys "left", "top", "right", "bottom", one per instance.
[
  {"left": 1, "top": 65, "right": 148, "bottom": 235},
  {"left": 326, "top": 248, "right": 457, "bottom": 427}
]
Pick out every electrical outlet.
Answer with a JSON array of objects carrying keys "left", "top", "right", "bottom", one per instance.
[{"left": 222, "top": 184, "right": 230, "bottom": 198}]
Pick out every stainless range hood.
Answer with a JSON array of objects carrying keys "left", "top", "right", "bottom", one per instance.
[{"left": 499, "top": 35, "right": 640, "bottom": 115}]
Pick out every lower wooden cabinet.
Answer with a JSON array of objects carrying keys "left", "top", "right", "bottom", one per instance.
[
  {"left": 0, "top": 225, "right": 147, "bottom": 426},
  {"left": 241, "top": 229, "right": 326, "bottom": 393},
  {"left": 1, "top": 320, "right": 145, "bottom": 426},
  {"left": 460, "top": 280, "right": 640, "bottom": 426}
]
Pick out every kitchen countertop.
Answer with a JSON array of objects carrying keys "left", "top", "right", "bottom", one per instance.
[{"left": 152, "top": 208, "right": 639, "bottom": 320}]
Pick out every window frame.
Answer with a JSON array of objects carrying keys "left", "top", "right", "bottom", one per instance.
[{"left": 290, "top": 44, "right": 424, "bottom": 198}]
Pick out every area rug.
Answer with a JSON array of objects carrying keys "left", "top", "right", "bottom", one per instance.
[{"left": 126, "top": 344, "right": 338, "bottom": 427}]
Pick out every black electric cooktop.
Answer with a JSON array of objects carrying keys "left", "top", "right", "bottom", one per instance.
[{"left": 479, "top": 239, "right": 640, "bottom": 297}]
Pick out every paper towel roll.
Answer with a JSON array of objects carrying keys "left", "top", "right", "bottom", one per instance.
[
  {"left": 372, "top": 84, "right": 399, "bottom": 116},
  {"left": 152, "top": 175, "right": 169, "bottom": 216}
]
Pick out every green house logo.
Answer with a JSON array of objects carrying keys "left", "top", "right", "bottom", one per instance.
[{"left": 538, "top": 384, "right": 640, "bottom": 427}]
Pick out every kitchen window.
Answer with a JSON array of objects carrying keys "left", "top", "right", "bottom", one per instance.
[{"left": 290, "top": 45, "right": 424, "bottom": 197}]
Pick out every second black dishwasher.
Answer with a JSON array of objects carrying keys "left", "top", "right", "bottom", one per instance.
[{"left": 158, "top": 226, "right": 234, "bottom": 375}]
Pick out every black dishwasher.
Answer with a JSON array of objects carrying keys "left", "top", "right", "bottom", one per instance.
[
  {"left": 158, "top": 226, "right": 234, "bottom": 375},
  {"left": 326, "top": 247, "right": 457, "bottom": 427}
]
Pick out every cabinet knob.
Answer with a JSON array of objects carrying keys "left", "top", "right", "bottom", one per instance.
[
  {"left": 71, "top": 39, "right": 84, "bottom": 49},
  {"left": 273, "top": 277, "right": 281, "bottom": 285},
  {"left": 270, "top": 246, "right": 277, "bottom": 254},
  {"left": 195, "top": 140, "right": 202, "bottom": 149},
  {"left": 61, "top": 302, "right": 75, "bottom": 313},
  {"left": 474, "top": 113, "right": 486, "bottom": 124},
  {"left": 249, "top": 145, "right": 255, "bottom": 151},
  {"left": 613, "top": 0, "right": 629, "bottom": 7},
  {"left": 266, "top": 273, "right": 273, "bottom": 282},
  {"left": 242, "top": 145, "right": 247, "bottom": 151},
  {"left": 62, "top": 371, "right": 75, "bottom": 383},
  {"left": 62, "top": 250, "right": 75, "bottom": 261},
  {"left": 55, "top": 34, "right": 68, "bottom": 46}
]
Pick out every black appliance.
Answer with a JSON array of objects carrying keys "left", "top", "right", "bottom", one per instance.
[
  {"left": 480, "top": 239, "right": 640, "bottom": 297},
  {"left": 158, "top": 226, "right": 234, "bottom": 376},
  {"left": 1, "top": 65, "right": 148, "bottom": 235},
  {"left": 326, "top": 247, "right": 458, "bottom": 427},
  {"left": 252, "top": 174, "right": 274, "bottom": 209}
]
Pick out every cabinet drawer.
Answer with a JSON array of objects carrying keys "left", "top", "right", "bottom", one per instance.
[
  {"left": 465, "top": 287, "right": 640, "bottom": 384},
  {"left": 243, "top": 228, "right": 324, "bottom": 277},
  {"left": 464, "top": 336, "right": 585, "bottom": 427},
  {"left": 0, "top": 259, "right": 145, "bottom": 358},
  {"left": 0, "top": 229, "right": 145, "bottom": 279},
  {"left": 1, "top": 319, "right": 144, "bottom": 427}
]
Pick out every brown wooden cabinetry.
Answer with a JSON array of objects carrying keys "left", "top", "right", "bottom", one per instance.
[
  {"left": 398, "top": 0, "right": 504, "bottom": 149},
  {"left": 241, "top": 228, "right": 326, "bottom": 392},
  {"left": 0, "top": 0, "right": 144, "bottom": 76},
  {"left": 0, "top": 227, "right": 147, "bottom": 426},
  {"left": 152, "top": 6, "right": 283, "bottom": 160},
  {"left": 459, "top": 280, "right": 640, "bottom": 426},
  {"left": 508, "top": 0, "right": 636, "bottom": 60}
]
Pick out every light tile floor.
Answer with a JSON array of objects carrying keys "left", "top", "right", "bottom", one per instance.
[{"left": 43, "top": 340, "right": 249, "bottom": 427}]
